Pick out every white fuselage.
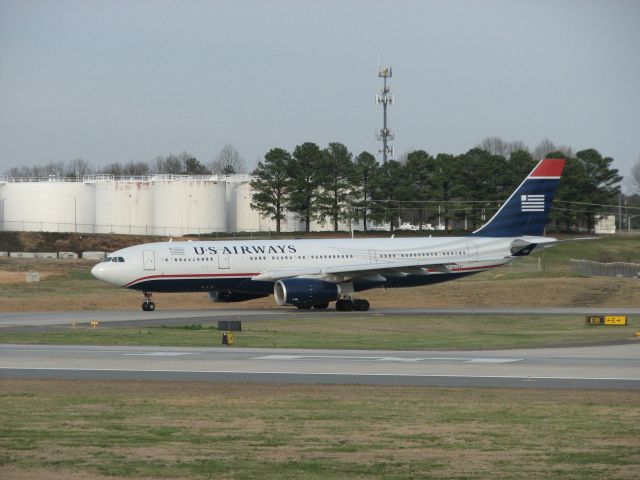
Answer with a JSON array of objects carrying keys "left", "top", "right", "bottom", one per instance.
[{"left": 91, "top": 235, "right": 549, "bottom": 300}]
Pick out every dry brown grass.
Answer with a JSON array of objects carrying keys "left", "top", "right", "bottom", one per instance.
[
  {"left": 1, "top": 255, "right": 640, "bottom": 312},
  {"left": 2, "top": 272, "right": 640, "bottom": 312}
]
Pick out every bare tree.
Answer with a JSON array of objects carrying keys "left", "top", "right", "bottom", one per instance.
[
  {"left": 154, "top": 153, "right": 184, "bottom": 174},
  {"left": 67, "top": 158, "right": 93, "bottom": 178},
  {"left": 532, "top": 139, "right": 557, "bottom": 160},
  {"left": 16, "top": 161, "right": 67, "bottom": 177},
  {"left": 122, "top": 161, "right": 152, "bottom": 176},
  {"left": 100, "top": 162, "right": 125, "bottom": 175},
  {"left": 631, "top": 156, "right": 640, "bottom": 193},
  {"left": 5, "top": 166, "right": 34, "bottom": 177},
  {"left": 478, "top": 137, "right": 528, "bottom": 158},
  {"left": 211, "top": 144, "right": 246, "bottom": 175}
]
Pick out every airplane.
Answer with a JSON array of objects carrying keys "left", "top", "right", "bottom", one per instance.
[{"left": 91, "top": 157, "right": 565, "bottom": 312}]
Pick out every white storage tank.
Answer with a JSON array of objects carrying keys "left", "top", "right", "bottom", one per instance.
[
  {"left": 94, "top": 181, "right": 154, "bottom": 234},
  {"left": 233, "top": 179, "right": 303, "bottom": 233},
  {"left": 152, "top": 179, "right": 226, "bottom": 236},
  {"left": 0, "top": 181, "right": 5, "bottom": 231},
  {"left": 1, "top": 181, "right": 95, "bottom": 233},
  {"left": 234, "top": 179, "right": 261, "bottom": 232},
  {"left": 225, "top": 177, "right": 239, "bottom": 232},
  {"left": 310, "top": 217, "right": 363, "bottom": 232}
]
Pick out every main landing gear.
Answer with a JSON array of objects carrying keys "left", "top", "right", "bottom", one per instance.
[
  {"left": 142, "top": 291, "right": 155, "bottom": 312},
  {"left": 335, "top": 298, "right": 370, "bottom": 312}
]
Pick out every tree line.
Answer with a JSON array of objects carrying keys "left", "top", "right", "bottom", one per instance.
[
  {"left": 250, "top": 141, "right": 623, "bottom": 233},
  {"left": 3, "top": 145, "right": 247, "bottom": 178},
  {"left": 4, "top": 137, "right": 630, "bottom": 233}
]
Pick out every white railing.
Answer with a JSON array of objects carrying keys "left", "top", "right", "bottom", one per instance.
[
  {"left": 0, "top": 174, "right": 257, "bottom": 183},
  {"left": 0, "top": 220, "right": 272, "bottom": 237}
]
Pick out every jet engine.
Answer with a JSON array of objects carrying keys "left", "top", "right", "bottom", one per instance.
[
  {"left": 274, "top": 278, "right": 338, "bottom": 307},
  {"left": 510, "top": 239, "right": 537, "bottom": 256},
  {"left": 208, "top": 291, "right": 269, "bottom": 303}
]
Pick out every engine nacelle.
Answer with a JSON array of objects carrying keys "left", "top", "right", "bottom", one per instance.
[
  {"left": 208, "top": 291, "right": 269, "bottom": 303},
  {"left": 274, "top": 278, "right": 338, "bottom": 307},
  {"left": 510, "top": 239, "right": 537, "bottom": 256}
]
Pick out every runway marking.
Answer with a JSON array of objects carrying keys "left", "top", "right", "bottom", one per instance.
[
  {"left": 465, "top": 358, "right": 522, "bottom": 364},
  {"left": 121, "top": 352, "right": 194, "bottom": 357},
  {"left": 0, "top": 367, "right": 638, "bottom": 382},
  {"left": 251, "top": 355, "right": 522, "bottom": 364}
]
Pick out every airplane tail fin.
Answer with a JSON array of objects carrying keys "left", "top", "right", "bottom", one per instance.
[{"left": 472, "top": 158, "right": 565, "bottom": 237}]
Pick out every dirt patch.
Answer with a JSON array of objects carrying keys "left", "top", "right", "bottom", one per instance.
[
  {"left": 0, "top": 271, "right": 52, "bottom": 284},
  {"left": 0, "top": 467, "right": 129, "bottom": 480}
]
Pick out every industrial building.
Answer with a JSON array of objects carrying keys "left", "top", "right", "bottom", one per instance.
[{"left": 0, "top": 175, "right": 356, "bottom": 235}]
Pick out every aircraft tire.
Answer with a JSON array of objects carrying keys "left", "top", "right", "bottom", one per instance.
[
  {"left": 142, "top": 302, "right": 155, "bottom": 312},
  {"left": 336, "top": 299, "right": 354, "bottom": 312},
  {"left": 353, "top": 299, "right": 370, "bottom": 311}
]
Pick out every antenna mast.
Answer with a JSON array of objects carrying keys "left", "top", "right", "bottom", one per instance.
[{"left": 376, "top": 65, "right": 394, "bottom": 163}]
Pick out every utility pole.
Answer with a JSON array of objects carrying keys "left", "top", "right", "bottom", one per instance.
[{"left": 376, "top": 65, "right": 394, "bottom": 163}]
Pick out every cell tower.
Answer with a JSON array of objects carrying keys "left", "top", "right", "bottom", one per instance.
[{"left": 376, "top": 65, "right": 394, "bottom": 163}]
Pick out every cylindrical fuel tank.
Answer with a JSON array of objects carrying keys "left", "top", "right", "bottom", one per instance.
[
  {"left": 94, "top": 181, "right": 154, "bottom": 234},
  {"left": 0, "top": 181, "right": 95, "bottom": 233},
  {"left": 152, "top": 179, "right": 226, "bottom": 236}
]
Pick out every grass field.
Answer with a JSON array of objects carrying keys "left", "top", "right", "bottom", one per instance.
[
  {"left": 0, "top": 315, "right": 637, "bottom": 350},
  {"left": 0, "top": 380, "right": 638, "bottom": 480}
]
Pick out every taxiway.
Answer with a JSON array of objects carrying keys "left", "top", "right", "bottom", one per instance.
[{"left": 1, "top": 307, "right": 640, "bottom": 331}]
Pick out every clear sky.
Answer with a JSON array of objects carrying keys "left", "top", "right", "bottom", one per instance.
[{"left": 1, "top": 0, "right": 639, "bottom": 183}]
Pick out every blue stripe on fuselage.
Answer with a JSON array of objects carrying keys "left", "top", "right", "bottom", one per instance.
[{"left": 127, "top": 270, "right": 485, "bottom": 294}]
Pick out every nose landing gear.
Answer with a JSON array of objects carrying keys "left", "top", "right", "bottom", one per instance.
[{"left": 142, "top": 292, "right": 155, "bottom": 312}]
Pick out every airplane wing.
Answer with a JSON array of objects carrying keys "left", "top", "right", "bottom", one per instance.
[{"left": 251, "top": 256, "right": 506, "bottom": 282}]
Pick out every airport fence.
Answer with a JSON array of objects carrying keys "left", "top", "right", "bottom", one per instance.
[
  {"left": 505, "top": 256, "right": 567, "bottom": 274},
  {"left": 568, "top": 259, "right": 640, "bottom": 278}
]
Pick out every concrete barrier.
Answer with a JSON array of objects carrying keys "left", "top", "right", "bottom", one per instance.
[
  {"left": 58, "top": 251, "right": 78, "bottom": 259},
  {"left": 34, "top": 252, "right": 57, "bottom": 259},
  {"left": 9, "top": 252, "right": 36, "bottom": 258}
]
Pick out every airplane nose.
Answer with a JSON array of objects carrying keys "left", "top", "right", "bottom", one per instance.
[{"left": 91, "top": 263, "right": 105, "bottom": 281}]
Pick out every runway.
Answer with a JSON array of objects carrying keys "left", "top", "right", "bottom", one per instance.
[
  {"left": 1, "top": 343, "right": 638, "bottom": 389},
  {"left": 2, "top": 307, "right": 640, "bottom": 331}
]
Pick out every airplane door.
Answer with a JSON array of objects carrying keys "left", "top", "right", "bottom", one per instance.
[
  {"left": 218, "top": 253, "right": 230, "bottom": 269},
  {"left": 369, "top": 249, "right": 377, "bottom": 264},
  {"left": 466, "top": 243, "right": 478, "bottom": 258},
  {"left": 143, "top": 250, "right": 156, "bottom": 270}
]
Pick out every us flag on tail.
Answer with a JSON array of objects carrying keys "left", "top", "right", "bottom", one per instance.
[{"left": 520, "top": 194, "right": 545, "bottom": 212}]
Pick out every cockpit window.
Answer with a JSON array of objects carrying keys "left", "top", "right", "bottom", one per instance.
[{"left": 104, "top": 256, "right": 124, "bottom": 263}]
